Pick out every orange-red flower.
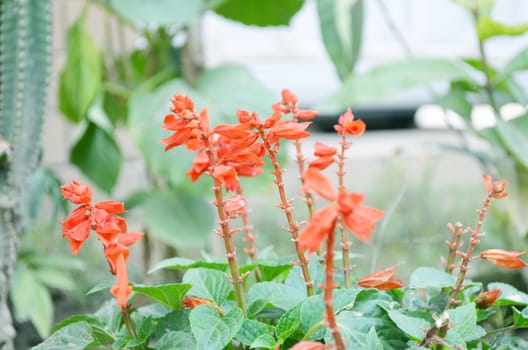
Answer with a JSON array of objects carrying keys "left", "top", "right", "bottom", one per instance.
[
  {"left": 182, "top": 296, "right": 224, "bottom": 315},
  {"left": 313, "top": 142, "right": 337, "bottom": 157},
  {"left": 476, "top": 288, "right": 502, "bottom": 308},
  {"left": 170, "top": 94, "right": 195, "bottom": 116},
  {"left": 266, "top": 120, "right": 311, "bottom": 144},
  {"left": 358, "top": 266, "right": 404, "bottom": 290},
  {"left": 94, "top": 200, "right": 125, "bottom": 214},
  {"left": 483, "top": 174, "right": 508, "bottom": 199},
  {"left": 297, "top": 110, "right": 318, "bottom": 120},
  {"left": 213, "top": 165, "right": 239, "bottom": 192},
  {"left": 61, "top": 180, "right": 92, "bottom": 205},
  {"left": 298, "top": 206, "right": 338, "bottom": 253},
  {"left": 61, "top": 206, "right": 91, "bottom": 255},
  {"left": 479, "top": 249, "right": 526, "bottom": 268},
  {"left": 334, "top": 108, "right": 366, "bottom": 136},
  {"left": 338, "top": 191, "right": 384, "bottom": 243},
  {"left": 302, "top": 167, "right": 336, "bottom": 201},
  {"left": 225, "top": 194, "right": 247, "bottom": 218},
  {"left": 290, "top": 341, "right": 326, "bottom": 350},
  {"left": 308, "top": 156, "right": 335, "bottom": 170},
  {"left": 186, "top": 151, "right": 210, "bottom": 182},
  {"left": 110, "top": 253, "right": 133, "bottom": 307}
]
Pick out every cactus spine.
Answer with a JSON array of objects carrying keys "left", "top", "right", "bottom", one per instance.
[{"left": 0, "top": 0, "right": 51, "bottom": 348}]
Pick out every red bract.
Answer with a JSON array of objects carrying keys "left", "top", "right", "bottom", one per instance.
[
  {"left": 61, "top": 180, "right": 92, "bottom": 204},
  {"left": 338, "top": 191, "right": 383, "bottom": 243},
  {"left": 358, "top": 266, "right": 404, "bottom": 290},
  {"left": 297, "top": 110, "right": 318, "bottom": 120},
  {"left": 313, "top": 142, "right": 337, "bottom": 157},
  {"left": 302, "top": 167, "right": 336, "bottom": 201},
  {"left": 479, "top": 249, "right": 526, "bottom": 268},
  {"left": 298, "top": 206, "right": 338, "bottom": 253},
  {"left": 94, "top": 200, "right": 125, "bottom": 214},
  {"left": 186, "top": 151, "right": 210, "bottom": 182},
  {"left": 334, "top": 108, "right": 366, "bottom": 136},
  {"left": 266, "top": 120, "right": 311, "bottom": 144},
  {"left": 308, "top": 156, "right": 335, "bottom": 170},
  {"left": 170, "top": 94, "right": 194, "bottom": 115},
  {"left": 213, "top": 165, "right": 239, "bottom": 192},
  {"left": 482, "top": 174, "right": 508, "bottom": 199}
]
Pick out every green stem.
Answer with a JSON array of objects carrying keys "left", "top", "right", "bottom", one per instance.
[
  {"left": 303, "top": 321, "right": 325, "bottom": 340},
  {"left": 484, "top": 325, "right": 516, "bottom": 338},
  {"left": 122, "top": 305, "right": 138, "bottom": 340}
]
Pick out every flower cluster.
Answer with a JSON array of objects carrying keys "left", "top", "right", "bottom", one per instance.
[{"left": 61, "top": 180, "right": 143, "bottom": 307}]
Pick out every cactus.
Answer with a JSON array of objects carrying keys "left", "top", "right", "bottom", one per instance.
[{"left": 0, "top": 0, "right": 51, "bottom": 348}]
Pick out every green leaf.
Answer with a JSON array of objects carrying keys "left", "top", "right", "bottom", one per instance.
[
  {"left": 236, "top": 319, "right": 275, "bottom": 348},
  {"left": 86, "top": 277, "right": 115, "bottom": 296},
  {"left": 365, "top": 327, "right": 384, "bottom": 350},
  {"left": 247, "top": 299, "right": 274, "bottom": 319},
  {"left": 489, "top": 282, "right": 528, "bottom": 306},
  {"left": 386, "top": 309, "right": 430, "bottom": 341},
  {"left": 28, "top": 168, "right": 66, "bottom": 222},
  {"left": 329, "top": 289, "right": 408, "bottom": 349},
  {"left": 299, "top": 296, "right": 325, "bottom": 340},
  {"left": 109, "top": 0, "right": 204, "bottom": 28},
  {"left": 140, "top": 189, "right": 215, "bottom": 249},
  {"left": 513, "top": 307, "right": 528, "bottom": 328},
  {"left": 275, "top": 304, "right": 301, "bottom": 343},
  {"left": 317, "top": 0, "right": 363, "bottom": 80},
  {"left": 183, "top": 268, "right": 233, "bottom": 306},
  {"left": 70, "top": 121, "right": 121, "bottom": 193},
  {"left": 133, "top": 283, "right": 192, "bottom": 309},
  {"left": 190, "top": 305, "right": 244, "bottom": 350},
  {"left": 34, "top": 268, "right": 75, "bottom": 291},
  {"left": 495, "top": 118, "right": 528, "bottom": 170},
  {"left": 11, "top": 262, "right": 53, "bottom": 338},
  {"left": 149, "top": 257, "right": 228, "bottom": 274},
  {"left": 477, "top": 16, "right": 528, "bottom": 41},
  {"left": 319, "top": 59, "right": 475, "bottom": 113},
  {"left": 247, "top": 282, "right": 305, "bottom": 311},
  {"left": 213, "top": 0, "right": 304, "bottom": 26},
  {"left": 491, "top": 332, "right": 528, "bottom": 349},
  {"left": 154, "top": 309, "right": 191, "bottom": 339},
  {"left": 50, "top": 314, "right": 104, "bottom": 333},
  {"left": 32, "top": 322, "right": 96, "bottom": 350},
  {"left": 157, "top": 331, "right": 197, "bottom": 350},
  {"left": 502, "top": 47, "right": 528, "bottom": 77},
  {"left": 59, "top": 10, "right": 102, "bottom": 123},
  {"left": 409, "top": 267, "right": 455, "bottom": 289},
  {"left": 286, "top": 257, "right": 325, "bottom": 294},
  {"left": 436, "top": 83, "right": 473, "bottom": 124},
  {"left": 239, "top": 260, "right": 293, "bottom": 281},
  {"left": 447, "top": 303, "right": 476, "bottom": 342}
]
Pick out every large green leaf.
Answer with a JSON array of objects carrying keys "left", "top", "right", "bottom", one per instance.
[
  {"left": 157, "top": 331, "right": 197, "bottom": 350},
  {"left": 495, "top": 118, "right": 528, "bottom": 170},
  {"left": 247, "top": 282, "right": 305, "bottom": 311},
  {"left": 386, "top": 309, "right": 430, "bottom": 341},
  {"left": 183, "top": 268, "right": 233, "bottom": 306},
  {"left": 70, "top": 121, "right": 121, "bottom": 193},
  {"left": 513, "top": 307, "right": 528, "bottom": 328},
  {"left": 446, "top": 303, "right": 477, "bottom": 347},
  {"left": 328, "top": 289, "right": 407, "bottom": 349},
  {"left": 213, "top": 0, "right": 304, "bottom": 26},
  {"left": 58, "top": 10, "right": 102, "bottom": 123},
  {"left": 275, "top": 304, "right": 301, "bottom": 343},
  {"left": 140, "top": 189, "right": 214, "bottom": 249},
  {"left": 133, "top": 283, "right": 192, "bottom": 309},
  {"left": 109, "top": 0, "right": 204, "bottom": 28},
  {"left": 299, "top": 295, "right": 325, "bottom": 340},
  {"left": 32, "top": 322, "right": 95, "bottom": 350},
  {"left": 190, "top": 305, "right": 244, "bottom": 350},
  {"left": 488, "top": 282, "right": 528, "bottom": 306},
  {"left": 409, "top": 267, "right": 455, "bottom": 289},
  {"left": 236, "top": 319, "right": 276, "bottom": 348},
  {"left": 149, "top": 257, "right": 228, "bottom": 274},
  {"left": 502, "top": 47, "right": 528, "bottom": 77},
  {"left": 477, "top": 16, "right": 528, "bottom": 41},
  {"left": 11, "top": 262, "right": 53, "bottom": 338},
  {"left": 319, "top": 59, "right": 475, "bottom": 113},
  {"left": 317, "top": 0, "right": 363, "bottom": 80}
]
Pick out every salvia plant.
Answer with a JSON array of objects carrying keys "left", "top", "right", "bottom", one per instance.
[{"left": 35, "top": 90, "right": 528, "bottom": 350}]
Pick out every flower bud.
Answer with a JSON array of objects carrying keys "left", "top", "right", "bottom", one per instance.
[
  {"left": 479, "top": 249, "right": 526, "bottom": 269},
  {"left": 476, "top": 288, "right": 502, "bottom": 308}
]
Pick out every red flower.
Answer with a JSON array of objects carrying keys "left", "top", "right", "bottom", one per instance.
[
  {"left": 483, "top": 174, "right": 508, "bottom": 199},
  {"left": 186, "top": 151, "right": 210, "bottom": 182},
  {"left": 170, "top": 94, "right": 194, "bottom": 115},
  {"left": 358, "top": 266, "right": 404, "bottom": 290},
  {"left": 302, "top": 168, "right": 336, "bottom": 201},
  {"left": 61, "top": 206, "right": 91, "bottom": 255},
  {"left": 94, "top": 200, "right": 125, "bottom": 214},
  {"left": 160, "top": 114, "right": 196, "bottom": 151},
  {"left": 213, "top": 124, "right": 253, "bottom": 140},
  {"left": 61, "top": 180, "right": 92, "bottom": 204},
  {"left": 267, "top": 120, "right": 311, "bottom": 144},
  {"left": 313, "top": 142, "right": 337, "bottom": 157},
  {"left": 476, "top": 288, "right": 502, "bottom": 308},
  {"left": 109, "top": 253, "right": 133, "bottom": 307},
  {"left": 298, "top": 206, "right": 338, "bottom": 253},
  {"left": 297, "top": 110, "right": 318, "bottom": 120},
  {"left": 225, "top": 194, "right": 247, "bottom": 218},
  {"left": 308, "top": 156, "right": 335, "bottom": 170},
  {"left": 334, "top": 108, "right": 366, "bottom": 136},
  {"left": 479, "top": 249, "right": 526, "bottom": 268},
  {"left": 182, "top": 296, "right": 224, "bottom": 315},
  {"left": 213, "top": 165, "right": 239, "bottom": 192},
  {"left": 338, "top": 191, "right": 383, "bottom": 243}
]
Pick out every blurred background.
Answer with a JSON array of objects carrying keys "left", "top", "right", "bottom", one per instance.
[{"left": 4, "top": 0, "right": 528, "bottom": 346}]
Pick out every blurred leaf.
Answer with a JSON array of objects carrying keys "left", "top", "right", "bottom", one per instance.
[
  {"left": 386, "top": 309, "right": 430, "bottom": 341},
  {"left": 491, "top": 333, "right": 528, "bottom": 349},
  {"left": 502, "top": 47, "right": 528, "bottom": 77},
  {"left": 409, "top": 267, "right": 455, "bottom": 289},
  {"left": 51, "top": 314, "right": 104, "bottom": 333},
  {"left": 299, "top": 296, "right": 325, "bottom": 340},
  {"left": 32, "top": 322, "right": 96, "bottom": 350},
  {"left": 213, "top": 0, "right": 304, "bottom": 26},
  {"left": 70, "top": 121, "right": 121, "bottom": 193},
  {"left": 319, "top": 59, "right": 475, "bottom": 113},
  {"left": 86, "top": 277, "right": 116, "bottom": 296},
  {"left": 183, "top": 268, "right": 233, "bottom": 306},
  {"left": 149, "top": 257, "right": 228, "bottom": 274},
  {"left": 436, "top": 83, "right": 473, "bottom": 124},
  {"left": 495, "top": 118, "right": 528, "bottom": 170},
  {"left": 28, "top": 168, "right": 66, "bottom": 222},
  {"left": 317, "top": 0, "right": 363, "bottom": 80},
  {"left": 365, "top": 327, "right": 384, "bottom": 350},
  {"left": 446, "top": 303, "right": 476, "bottom": 342},
  {"left": 157, "top": 331, "right": 197, "bottom": 350},
  {"left": 11, "top": 262, "right": 53, "bottom": 338},
  {"left": 140, "top": 189, "right": 214, "bottom": 249},
  {"left": 59, "top": 10, "right": 102, "bottom": 123},
  {"left": 34, "top": 268, "right": 75, "bottom": 291},
  {"left": 194, "top": 64, "right": 277, "bottom": 118},
  {"left": 477, "top": 16, "right": 528, "bottom": 41},
  {"left": 154, "top": 309, "right": 191, "bottom": 339},
  {"left": 488, "top": 282, "right": 528, "bottom": 306},
  {"left": 109, "top": 0, "right": 204, "bottom": 28},
  {"left": 513, "top": 307, "right": 528, "bottom": 328},
  {"left": 190, "top": 305, "right": 244, "bottom": 350},
  {"left": 247, "top": 282, "right": 304, "bottom": 310}
]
